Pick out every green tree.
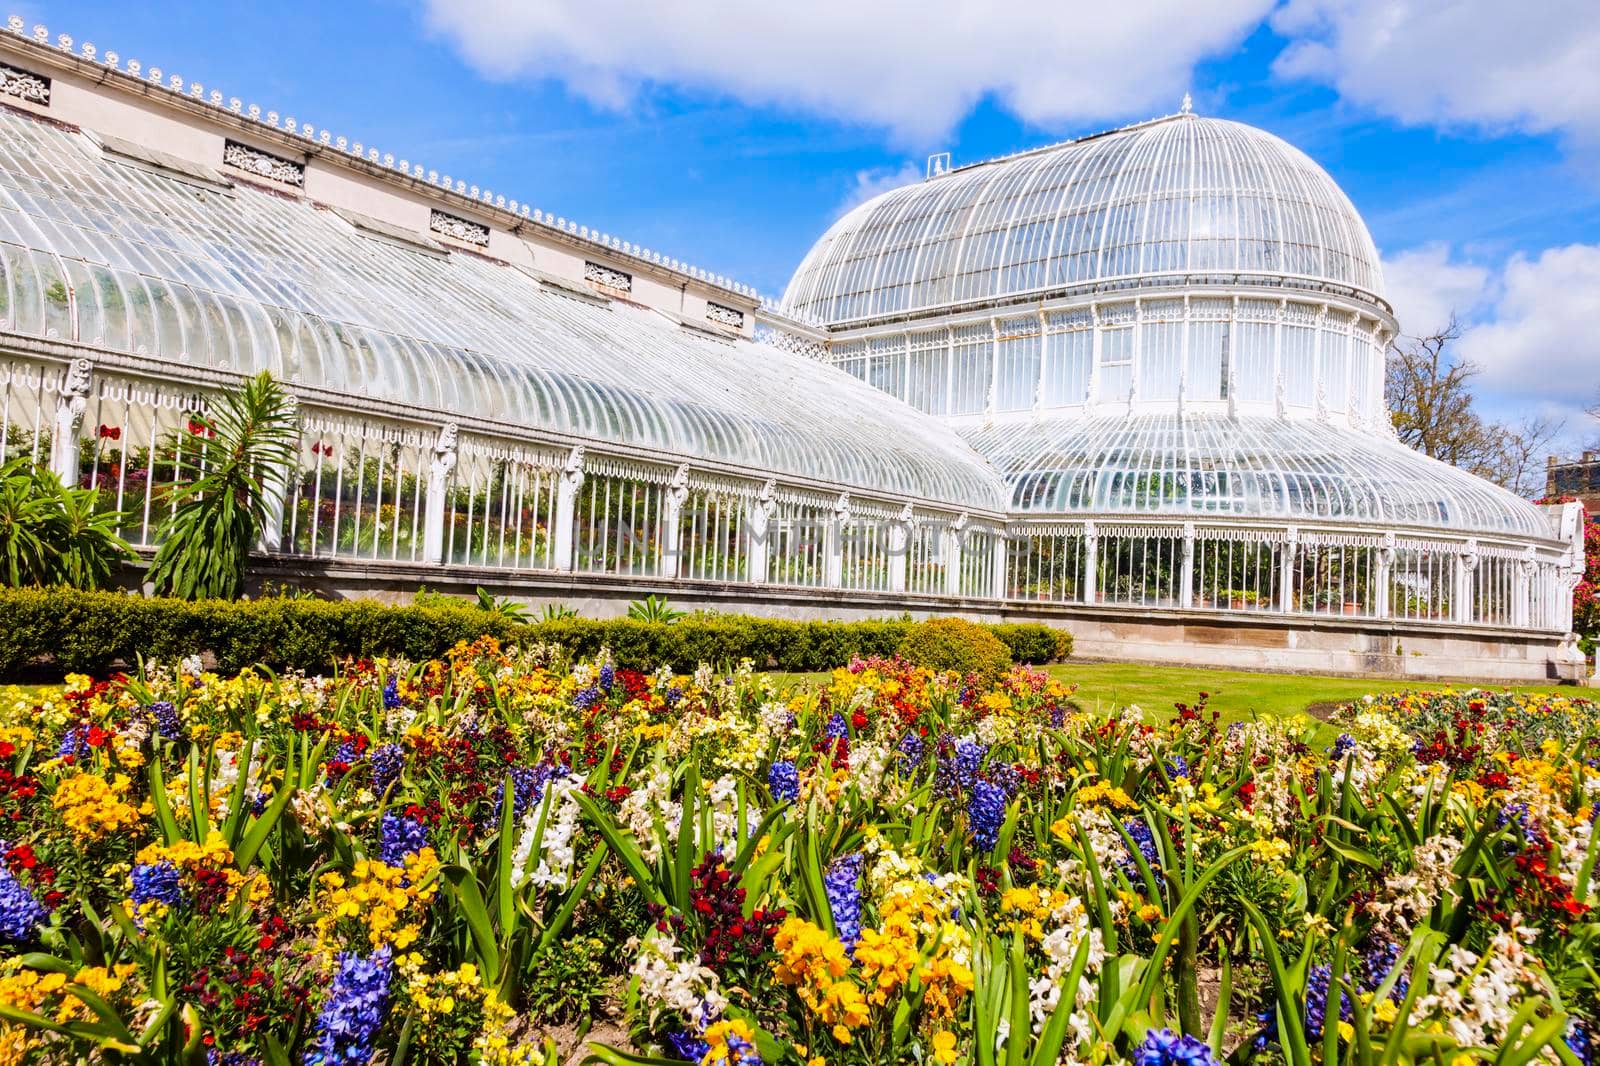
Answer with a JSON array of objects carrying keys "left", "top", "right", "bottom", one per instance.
[
  {"left": 0, "top": 457, "right": 131, "bottom": 588},
  {"left": 148, "top": 372, "right": 297, "bottom": 600}
]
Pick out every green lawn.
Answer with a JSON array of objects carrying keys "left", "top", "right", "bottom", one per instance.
[{"left": 769, "top": 660, "right": 1581, "bottom": 743}]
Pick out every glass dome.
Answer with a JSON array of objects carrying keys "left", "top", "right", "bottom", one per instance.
[
  {"left": 783, "top": 114, "right": 1386, "bottom": 326},
  {"left": 0, "top": 108, "right": 1007, "bottom": 510},
  {"left": 962, "top": 414, "right": 1552, "bottom": 538}
]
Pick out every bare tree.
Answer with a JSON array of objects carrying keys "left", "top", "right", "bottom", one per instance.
[
  {"left": 1386, "top": 317, "right": 1499, "bottom": 472},
  {"left": 1386, "top": 316, "right": 1565, "bottom": 496},
  {"left": 1484, "top": 414, "right": 1565, "bottom": 497}
]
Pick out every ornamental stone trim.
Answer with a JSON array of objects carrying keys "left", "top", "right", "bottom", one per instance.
[
  {"left": 222, "top": 139, "right": 304, "bottom": 187},
  {"left": 0, "top": 60, "right": 47, "bottom": 105},
  {"left": 705, "top": 301, "right": 744, "bottom": 329},
  {"left": 584, "top": 261, "right": 632, "bottom": 294},
  {"left": 428, "top": 208, "right": 489, "bottom": 248}
]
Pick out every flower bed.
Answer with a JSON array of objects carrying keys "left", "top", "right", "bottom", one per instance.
[{"left": 0, "top": 643, "right": 1594, "bottom": 1065}]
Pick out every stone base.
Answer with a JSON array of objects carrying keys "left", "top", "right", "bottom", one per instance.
[{"left": 243, "top": 555, "right": 1585, "bottom": 684}]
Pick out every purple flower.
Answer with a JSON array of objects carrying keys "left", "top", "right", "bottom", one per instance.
[
  {"left": 969, "top": 780, "right": 1007, "bottom": 853},
  {"left": 768, "top": 761, "right": 799, "bottom": 804},
  {"left": 148, "top": 701, "right": 183, "bottom": 741},
  {"left": 0, "top": 868, "right": 47, "bottom": 944},
  {"left": 1165, "top": 756, "right": 1191, "bottom": 780},
  {"left": 824, "top": 853, "right": 864, "bottom": 952},
  {"left": 131, "top": 860, "right": 184, "bottom": 912},
  {"left": 667, "top": 1031, "right": 710, "bottom": 1062},
  {"left": 1135, "top": 1028, "right": 1220, "bottom": 1066},
  {"left": 599, "top": 664, "right": 615, "bottom": 692},
  {"left": 56, "top": 724, "right": 90, "bottom": 760},
  {"left": 573, "top": 686, "right": 602, "bottom": 712},
  {"left": 369, "top": 744, "right": 404, "bottom": 797},
  {"left": 378, "top": 811, "right": 429, "bottom": 867},
  {"left": 381, "top": 676, "right": 402, "bottom": 710},
  {"left": 896, "top": 731, "right": 924, "bottom": 776},
  {"left": 824, "top": 712, "right": 849, "bottom": 742},
  {"left": 305, "top": 947, "right": 392, "bottom": 1066}
]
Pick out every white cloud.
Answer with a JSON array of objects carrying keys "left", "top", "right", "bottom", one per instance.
[
  {"left": 421, "top": 0, "right": 1273, "bottom": 142},
  {"left": 1381, "top": 243, "right": 1491, "bottom": 338},
  {"left": 1381, "top": 243, "right": 1600, "bottom": 441},
  {"left": 1272, "top": 0, "right": 1600, "bottom": 144},
  {"left": 1457, "top": 244, "right": 1600, "bottom": 398},
  {"left": 837, "top": 161, "right": 924, "bottom": 216}
]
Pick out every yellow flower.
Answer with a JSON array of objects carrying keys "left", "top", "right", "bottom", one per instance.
[
  {"left": 931, "top": 1031, "right": 959, "bottom": 1066},
  {"left": 52, "top": 772, "right": 142, "bottom": 841}
]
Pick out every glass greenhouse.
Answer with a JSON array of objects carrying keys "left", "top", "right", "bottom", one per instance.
[{"left": 0, "top": 24, "right": 1584, "bottom": 647}]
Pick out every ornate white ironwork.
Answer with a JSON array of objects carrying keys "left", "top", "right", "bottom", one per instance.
[
  {"left": 222, "top": 140, "right": 304, "bottom": 187},
  {"left": 0, "top": 59, "right": 46, "bottom": 104},
  {"left": 428, "top": 209, "right": 489, "bottom": 248},
  {"left": 584, "top": 261, "right": 633, "bottom": 294},
  {"left": 705, "top": 302, "right": 744, "bottom": 329}
]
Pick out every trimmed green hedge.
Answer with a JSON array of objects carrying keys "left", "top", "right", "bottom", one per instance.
[{"left": 0, "top": 587, "right": 1071, "bottom": 677}]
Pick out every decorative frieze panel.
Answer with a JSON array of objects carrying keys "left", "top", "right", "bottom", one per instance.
[
  {"left": 222, "top": 140, "right": 304, "bottom": 187},
  {"left": 0, "top": 62, "right": 48, "bottom": 106},
  {"left": 705, "top": 301, "right": 744, "bottom": 329},
  {"left": 584, "top": 261, "right": 633, "bottom": 294},
  {"left": 428, "top": 209, "right": 490, "bottom": 248}
]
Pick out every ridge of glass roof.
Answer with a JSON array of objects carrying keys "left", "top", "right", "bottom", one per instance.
[
  {"left": 962, "top": 414, "right": 1551, "bottom": 539},
  {"left": 0, "top": 108, "right": 1008, "bottom": 510}
]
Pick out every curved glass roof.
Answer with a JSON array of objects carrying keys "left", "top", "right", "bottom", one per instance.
[
  {"left": 0, "top": 109, "right": 1006, "bottom": 509},
  {"left": 962, "top": 414, "right": 1550, "bottom": 539},
  {"left": 784, "top": 115, "right": 1384, "bottom": 325}
]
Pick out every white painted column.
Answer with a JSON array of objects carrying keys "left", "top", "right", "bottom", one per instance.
[
  {"left": 49, "top": 357, "right": 93, "bottom": 484},
  {"left": 887, "top": 503, "right": 912, "bottom": 594},
  {"left": 1512, "top": 550, "right": 1535, "bottom": 628},
  {"left": 1178, "top": 522, "right": 1196, "bottom": 609},
  {"left": 660, "top": 464, "right": 689, "bottom": 578},
  {"left": 824, "top": 491, "right": 849, "bottom": 588},
  {"left": 1278, "top": 527, "right": 1298, "bottom": 613},
  {"left": 943, "top": 513, "right": 969, "bottom": 597},
  {"left": 419, "top": 421, "right": 457, "bottom": 564},
  {"left": 552, "top": 445, "right": 586, "bottom": 572},
  {"left": 1082, "top": 520, "right": 1098, "bottom": 604},
  {"left": 1086, "top": 305, "right": 1101, "bottom": 407},
  {"left": 1374, "top": 534, "right": 1396, "bottom": 619},
  {"left": 1453, "top": 541, "right": 1478, "bottom": 624},
  {"left": 991, "top": 530, "right": 1008, "bottom": 599},
  {"left": 745, "top": 479, "right": 777, "bottom": 585}
]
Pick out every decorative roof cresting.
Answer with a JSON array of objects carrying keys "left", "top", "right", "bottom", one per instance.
[{"left": 0, "top": 14, "right": 770, "bottom": 304}]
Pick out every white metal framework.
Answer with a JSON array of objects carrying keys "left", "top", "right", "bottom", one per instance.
[{"left": 0, "top": 42, "right": 1582, "bottom": 640}]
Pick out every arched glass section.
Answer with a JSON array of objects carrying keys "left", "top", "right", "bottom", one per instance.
[{"left": 783, "top": 116, "right": 1385, "bottom": 325}]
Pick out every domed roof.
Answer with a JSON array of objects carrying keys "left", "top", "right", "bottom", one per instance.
[
  {"left": 783, "top": 114, "right": 1385, "bottom": 326},
  {"left": 961, "top": 414, "right": 1550, "bottom": 539}
]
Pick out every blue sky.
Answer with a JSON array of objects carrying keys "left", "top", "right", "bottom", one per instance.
[{"left": 31, "top": 0, "right": 1600, "bottom": 448}]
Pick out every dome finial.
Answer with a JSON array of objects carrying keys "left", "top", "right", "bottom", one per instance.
[{"left": 1180, "top": 92, "right": 1193, "bottom": 115}]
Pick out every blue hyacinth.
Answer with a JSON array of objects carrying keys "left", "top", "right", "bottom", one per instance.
[
  {"left": 573, "top": 686, "right": 602, "bottom": 711},
  {"left": 130, "top": 860, "right": 184, "bottom": 912},
  {"left": 824, "top": 853, "right": 864, "bottom": 952},
  {"left": 824, "top": 711, "right": 849, "bottom": 741},
  {"left": 305, "top": 946, "right": 393, "bottom": 1066},
  {"left": 369, "top": 743, "right": 404, "bottom": 797},
  {"left": 969, "top": 779, "right": 1007, "bottom": 853},
  {"left": 768, "top": 760, "right": 799, "bottom": 803},
  {"left": 0, "top": 868, "right": 47, "bottom": 945},
  {"left": 1134, "top": 1028, "right": 1221, "bottom": 1066},
  {"left": 599, "top": 664, "right": 615, "bottom": 691},
  {"left": 1165, "top": 755, "right": 1191, "bottom": 780},
  {"left": 148, "top": 700, "right": 183, "bottom": 741},
  {"left": 378, "top": 810, "right": 429, "bottom": 867},
  {"left": 381, "top": 676, "right": 401, "bottom": 710},
  {"left": 55, "top": 724, "right": 90, "bottom": 760},
  {"left": 1120, "top": 818, "right": 1164, "bottom": 884},
  {"left": 667, "top": 1031, "right": 710, "bottom": 1062},
  {"left": 1329, "top": 733, "right": 1357, "bottom": 759},
  {"left": 896, "top": 730, "right": 924, "bottom": 775},
  {"left": 1567, "top": 1019, "right": 1596, "bottom": 1066}
]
